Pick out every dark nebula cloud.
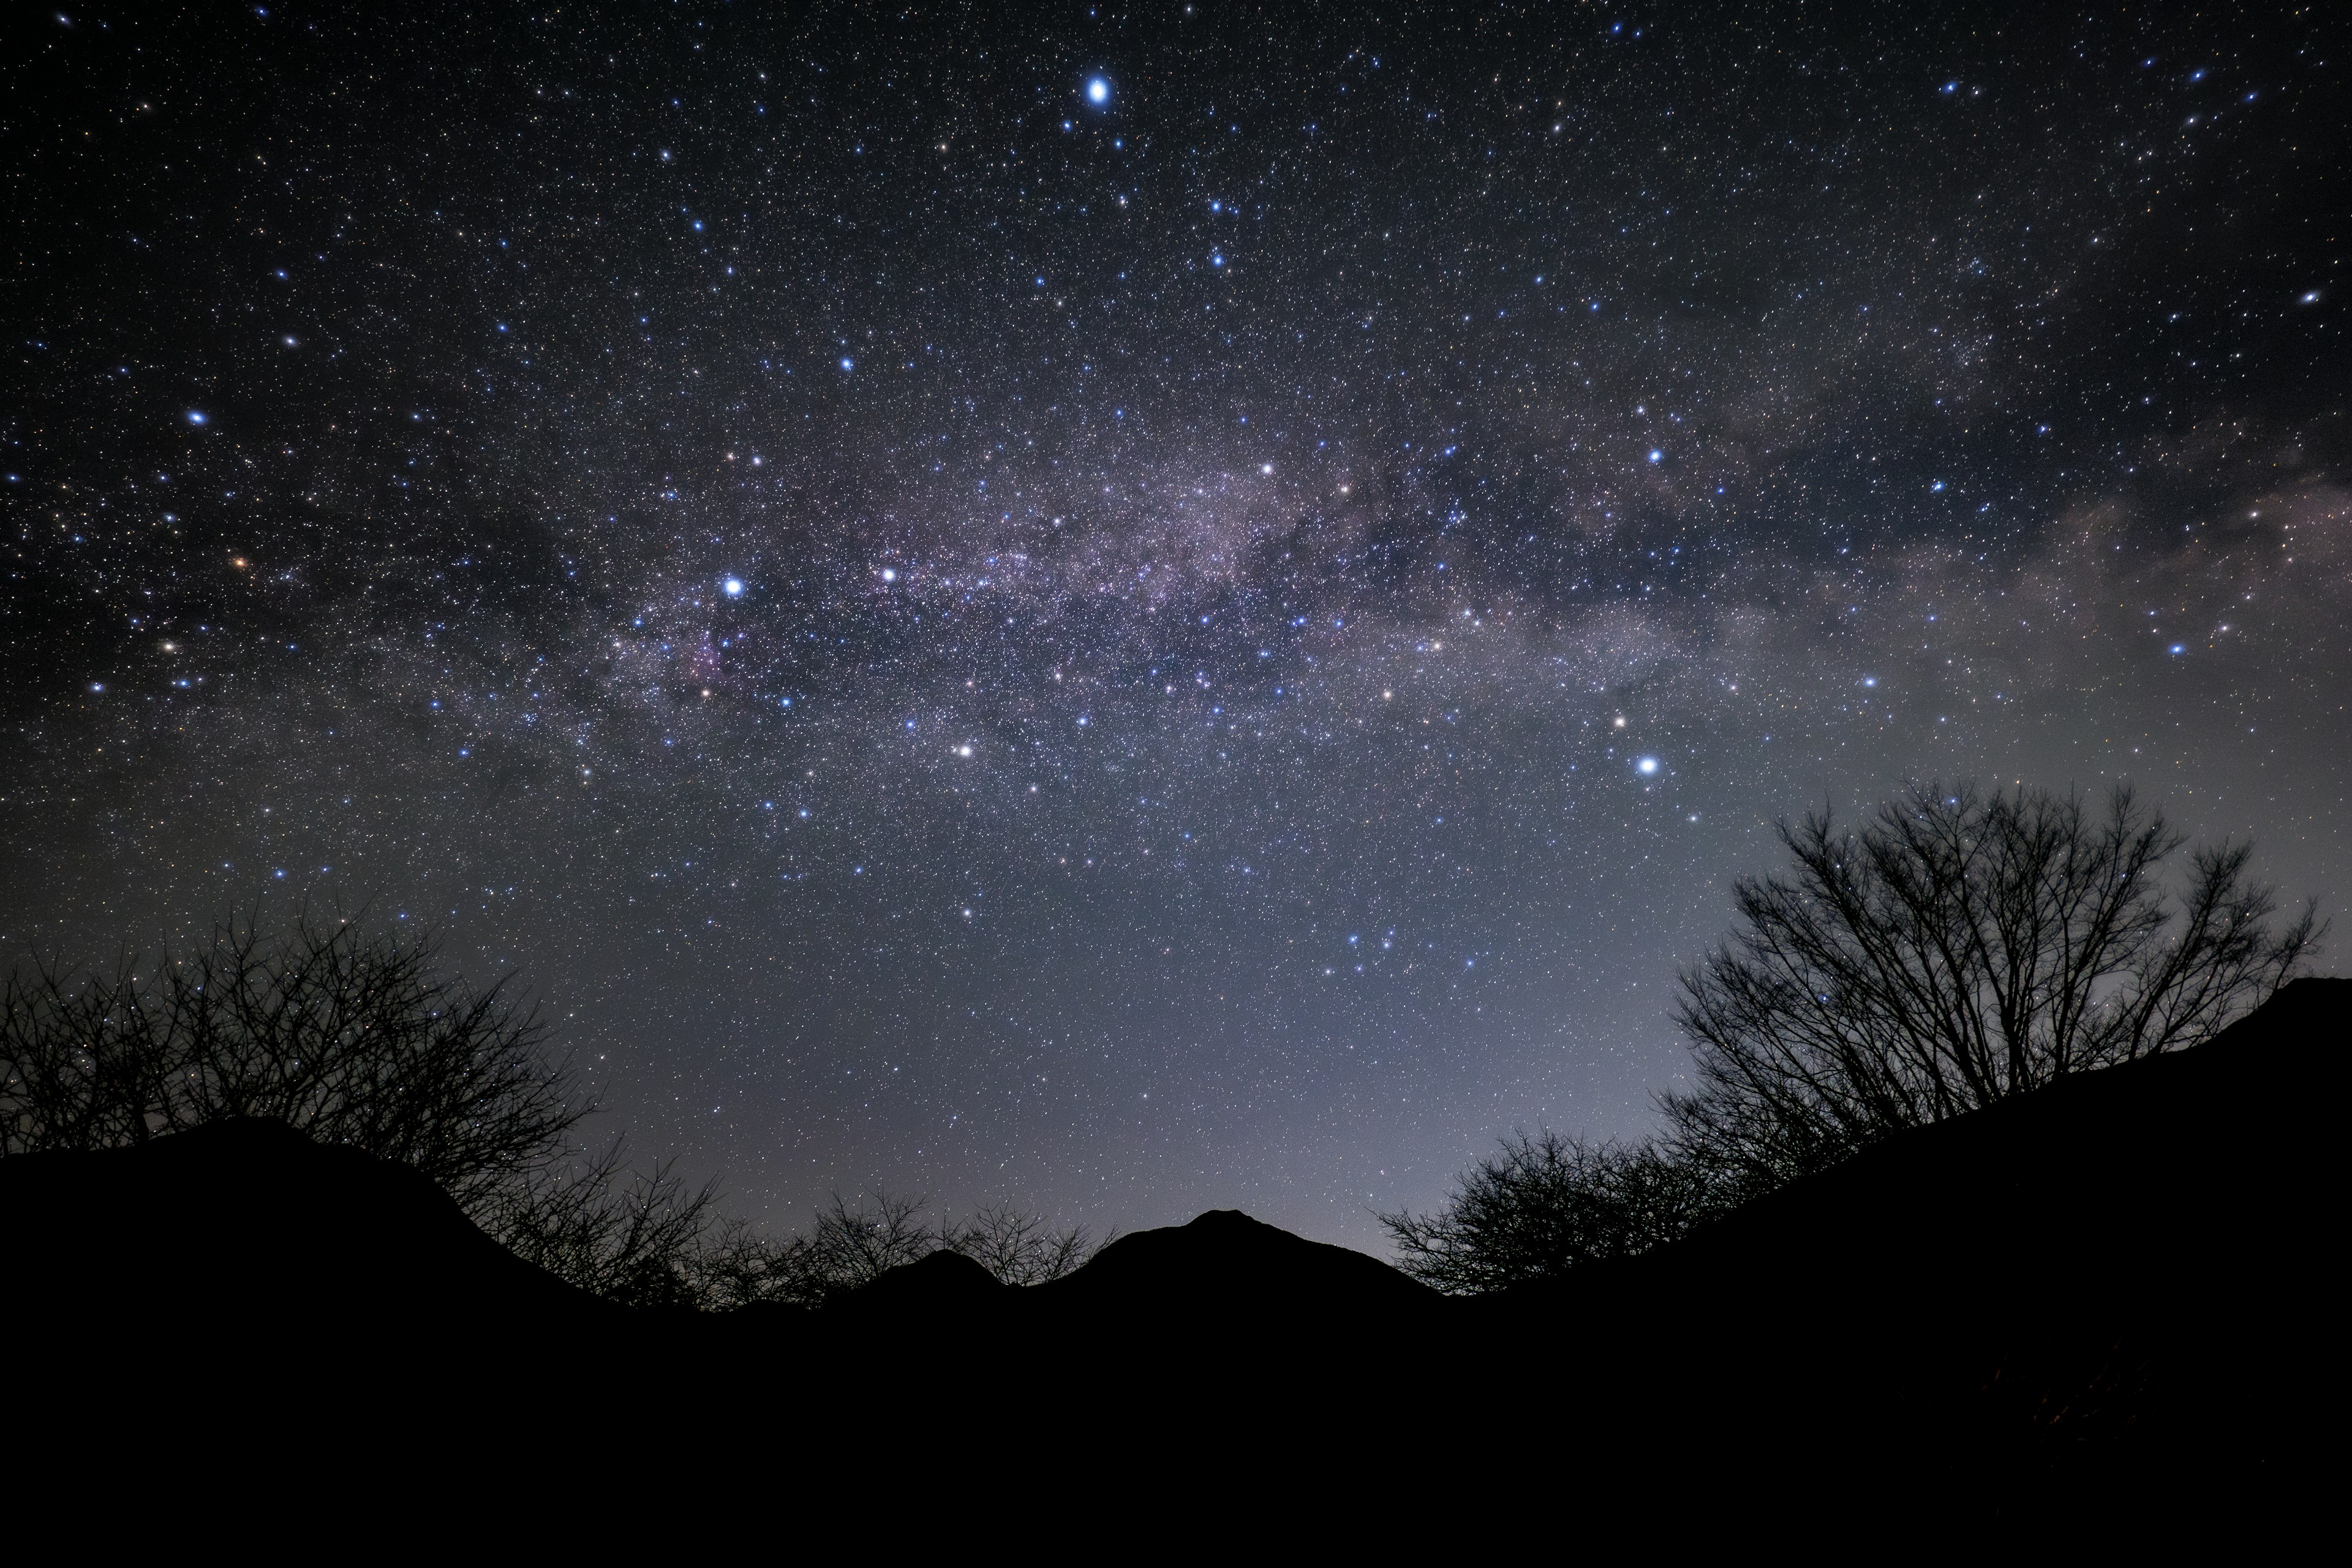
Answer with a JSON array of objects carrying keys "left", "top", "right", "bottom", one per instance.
[{"left": 6, "top": 2, "right": 2345, "bottom": 1245}]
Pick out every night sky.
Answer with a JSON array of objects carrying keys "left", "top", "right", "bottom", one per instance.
[{"left": 6, "top": 2, "right": 2345, "bottom": 1250}]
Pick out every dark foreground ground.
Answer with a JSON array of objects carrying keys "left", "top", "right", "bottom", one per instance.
[{"left": 7, "top": 980, "right": 2342, "bottom": 1535}]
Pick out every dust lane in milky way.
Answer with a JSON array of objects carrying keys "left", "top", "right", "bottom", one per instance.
[{"left": 5, "top": 2, "right": 2345, "bottom": 1246}]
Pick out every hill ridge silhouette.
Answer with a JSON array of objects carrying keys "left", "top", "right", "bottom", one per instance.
[
  {"left": 4, "top": 1115, "right": 608, "bottom": 1332},
  {"left": 6, "top": 979, "right": 2340, "bottom": 1523}
]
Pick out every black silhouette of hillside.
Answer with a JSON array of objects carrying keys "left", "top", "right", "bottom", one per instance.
[
  {"left": 1481, "top": 974, "right": 2346, "bottom": 1519},
  {"left": 4, "top": 1117, "right": 609, "bottom": 1341},
  {"left": 1046, "top": 1209, "right": 1434, "bottom": 1312},
  {"left": 5, "top": 979, "right": 2339, "bottom": 1529},
  {"left": 805, "top": 1205, "right": 1444, "bottom": 1343}
]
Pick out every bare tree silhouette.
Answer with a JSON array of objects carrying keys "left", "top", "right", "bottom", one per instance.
[
  {"left": 3, "top": 913, "right": 1115, "bottom": 1310},
  {"left": 948, "top": 1202, "right": 1103, "bottom": 1286},
  {"left": 1385, "top": 782, "right": 2324, "bottom": 1292},
  {"left": 481, "top": 1140, "right": 722, "bottom": 1308},
  {"left": 1, "top": 912, "right": 584, "bottom": 1210},
  {"left": 658, "top": 1190, "right": 1106, "bottom": 1308},
  {"left": 1379, "top": 1132, "right": 1714, "bottom": 1294},
  {"left": 1666, "top": 782, "right": 2323, "bottom": 1196},
  {"left": 807, "top": 1188, "right": 937, "bottom": 1292},
  {"left": 676, "top": 1218, "right": 824, "bottom": 1310},
  {"left": 0, "top": 911, "right": 733, "bottom": 1302}
]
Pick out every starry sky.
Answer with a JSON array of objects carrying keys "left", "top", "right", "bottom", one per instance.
[{"left": 6, "top": 1, "right": 2345, "bottom": 1250}]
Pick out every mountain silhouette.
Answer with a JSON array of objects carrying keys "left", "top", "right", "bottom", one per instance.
[
  {"left": 1037, "top": 1207, "right": 1439, "bottom": 1327},
  {"left": 1481, "top": 975, "right": 2346, "bottom": 1521},
  {"left": 5, "top": 979, "right": 2338, "bottom": 1528},
  {"left": 2, "top": 1116, "right": 605, "bottom": 1337},
  {"left": 833, "top": 1245, "right": 1007, "bottom": 1320}
]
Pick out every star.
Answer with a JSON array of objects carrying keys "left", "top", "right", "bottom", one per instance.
[{"left": 9, "top": 0, "right": 2339, "bottom": 1258}]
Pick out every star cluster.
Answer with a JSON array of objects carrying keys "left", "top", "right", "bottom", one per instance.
[{"left": 5, "top": 2, "right": 2345, "bottom": 1245}]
